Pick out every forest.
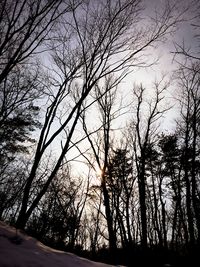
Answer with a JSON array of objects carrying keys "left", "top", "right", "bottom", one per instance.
[{"left": 0, "top": 0, "right": 199, "bottom": 266}]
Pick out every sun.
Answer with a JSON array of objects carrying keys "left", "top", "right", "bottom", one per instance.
[{"left": 96, "top": 168, "right": 103, "bottom": 177}]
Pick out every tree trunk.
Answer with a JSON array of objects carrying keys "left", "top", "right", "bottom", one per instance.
[
  {"left": 102, "top": 177, "right": 117, "bottom": 254},
  {"left": 138, "top": 165, "right": 147, "bottom": 249}
]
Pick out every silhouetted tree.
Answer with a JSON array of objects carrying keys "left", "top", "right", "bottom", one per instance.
[
  {"left": 130, "top": 79, "right": 170, "bottom": 249},
  {"left": 0, "top": 0, "right": 71, "bottom": 84},
  {"left": 158, "top": 133, "right": 186, "bottom": 247},
  {"left": 26, "top": 164, "right": 88, "bottom": 250},
  {"left": 175, "top": 61, "right": 200, "bottom": 245},
  {"left": 81, "top": 76, "right": 118, "bottom": 255},
  {"left": 106, "top": 147, "right": 134, "bottom": 248},
  {"left": 0, "top": 0, "right": 184, "bottom": 238}
]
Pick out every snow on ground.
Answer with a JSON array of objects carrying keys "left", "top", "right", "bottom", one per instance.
[{"left": 0, "top": 221, "right": 124, "bottom": 267}]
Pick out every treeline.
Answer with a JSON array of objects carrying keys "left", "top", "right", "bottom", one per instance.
[{"left": 0, "top": 1, "right": 199, "bottom": 266}]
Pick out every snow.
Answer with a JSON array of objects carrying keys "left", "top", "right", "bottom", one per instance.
[{"left": 0, "top": 221, "right": 123, "bottom": 267}]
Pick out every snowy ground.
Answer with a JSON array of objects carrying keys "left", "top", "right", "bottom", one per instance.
[{"left": 0, "top": 221, "right": 124, "bottom": 267}]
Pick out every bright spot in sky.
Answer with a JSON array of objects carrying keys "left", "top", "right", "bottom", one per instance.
[{"left": 96, "top": 168, "right": 103, "bottom": 177}]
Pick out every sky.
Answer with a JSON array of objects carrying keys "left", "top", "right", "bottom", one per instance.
[
  {"left": 61, "top": 0, "right": 199, "bottom": 178},
  {"left": 27, "top": 0, "right": 199, "bottom": 178},
  {"left": 119, "top": 0, "right": 199, "bottom": 127}
]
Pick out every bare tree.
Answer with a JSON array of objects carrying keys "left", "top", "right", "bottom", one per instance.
[
  {"left": 175, "top": 61, "right": 200, "bottom": 244},
  {"left": 130, "top": 78, "right": 170, "bottom": 249},
  {"left": 26, "top": 164, "right": 88, "bottom": 250},
  {"left": 173, "top": 0, "right": 200, "bottom": 62},
  {"left": 0, "top": 0, "right": 72, "bottom": 187},
  {"left": 81, "top": 76, "right": 119, "bottom": 255},
  {"left": 0, "top": 0, "right": 72, "bottom": 84},
  {"left": 15, "top": 0, "right": 182, "bottom": 229}
]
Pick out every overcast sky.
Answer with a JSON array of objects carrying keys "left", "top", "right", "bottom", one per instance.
[
  {"left": 44, "top": 0, "right": 200, "bottom": 176},
  {"left": 117, "top": 0, "right": 199, "bottom": 130}
]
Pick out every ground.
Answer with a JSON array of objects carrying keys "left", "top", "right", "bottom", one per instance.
[{"left": 0, "top": 221, "right": 124, "bottom": 267}]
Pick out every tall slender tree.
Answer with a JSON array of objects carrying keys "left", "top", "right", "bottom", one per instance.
[
  {"left": 130, "top": 79, "right": 170, "bottom": 249},
  {"left": 13, "top": 0, "right": 182, "bottom": 229}
]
